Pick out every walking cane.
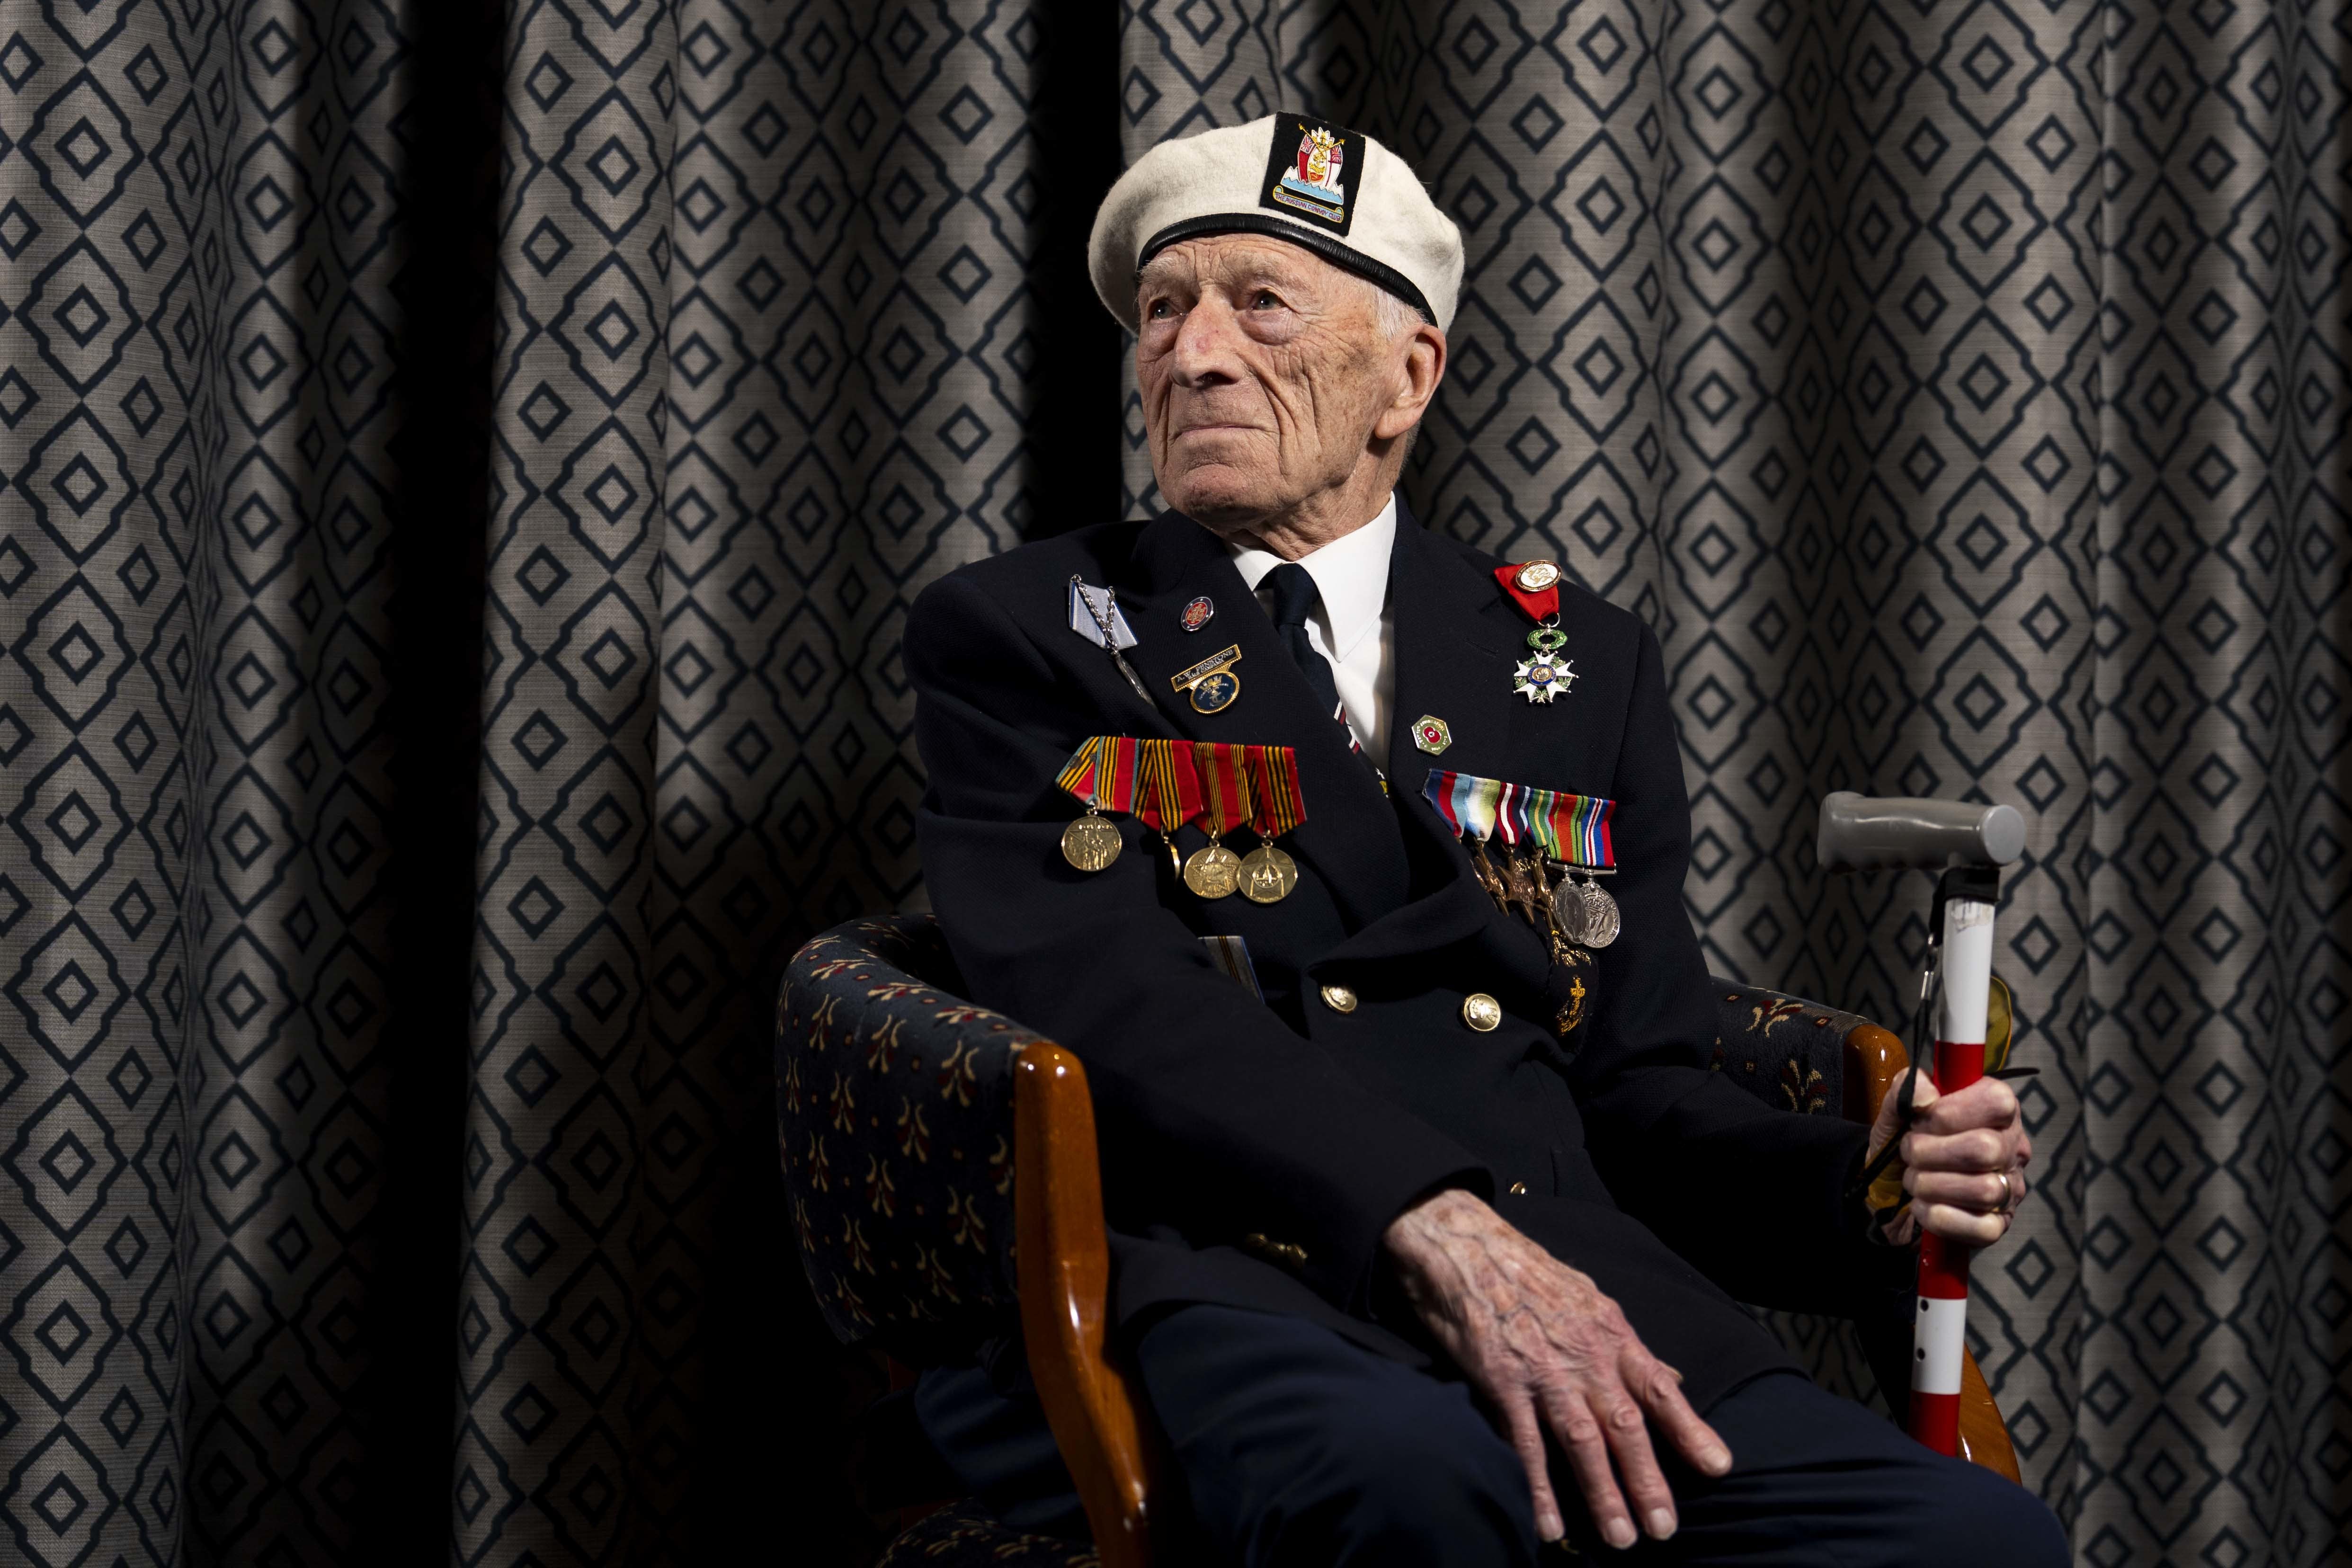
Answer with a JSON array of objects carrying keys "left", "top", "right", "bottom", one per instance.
[{"left": 1816, "top": 792, "right": 2025, "bottom": 1456}]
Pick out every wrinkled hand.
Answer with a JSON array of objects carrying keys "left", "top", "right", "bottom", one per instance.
[
  {"left": 1866, "top": 1072, "right": 2031, "bottom": 1247},
  {"left": 1381, "top": 1189, "right": 1731, "bottom": 1548}
]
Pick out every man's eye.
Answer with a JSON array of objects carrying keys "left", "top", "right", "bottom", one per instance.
[
  {"left": 1252, "top": 291, "right": 1282, "bottom": 310},
  {"left": 1148, "top": 299, "right": 1176, "bottom": 320}
]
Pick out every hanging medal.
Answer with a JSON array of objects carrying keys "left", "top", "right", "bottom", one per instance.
[
  {"left": 1069, "top": 576, "right": 1156, "bottom": 706},
  {"left": 1553, "top": 791, "right": 1619, "bottom": 948},
  {"left": 1239, "top": 745, "right": 1305, "bottom": 903},
  {"left": 1494, "top": 561, "right": 1578, "bottom": 704},
  {"left": 1494, "top": 784, "right": 1553, "bottom": 926},
  {"left": 1430, "top": 769, "right": 1616, "bottom": 1036},
  {"left": 1183, "top": 743, "right": 1251, "bottom": 899},
  {"left": 1135, "top": 738, "right": 1203, "bottom": 878},
  {"left": 1054, "top": 736, "right": 1135, "bottom": 872},
  {"left": 1521, "top": 793, "right": 1586, "bottom": 947}
]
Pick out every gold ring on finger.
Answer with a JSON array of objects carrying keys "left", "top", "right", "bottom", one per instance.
[{"left": 1996, "top": 1169, "right": 2015, "bottom": 1214}]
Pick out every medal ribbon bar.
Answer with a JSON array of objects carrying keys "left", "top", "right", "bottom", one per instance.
[
  {"left": 1134, "top": 738, "right": 1202, "bottom": 835},
  {"left": 1244, "top": 745, "right": 1306, "bottom": 837},
  {"left": 1055, "top": 734, "right": 1138, "bottom": 808},
  {"left": 1422, "top": 768, "right": 1502, "bottom": 843},
  {"left": 1495, "top": 781, "right": 1537, "bottom": 847},
  {"left": 1423, "top": 769, "right": 1616, "bottom": 869},
  {"left": 1193, "top": 742, "right": 1252, "bottom": 835}
]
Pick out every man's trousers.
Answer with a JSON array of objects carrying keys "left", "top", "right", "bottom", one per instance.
[{"left": 916, "top": 1301, "right": 2069, "bottom": 1566}]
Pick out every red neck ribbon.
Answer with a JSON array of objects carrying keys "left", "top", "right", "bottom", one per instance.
[{"left": 1493, "top": 565, "right": 1559, "bottom": 623}]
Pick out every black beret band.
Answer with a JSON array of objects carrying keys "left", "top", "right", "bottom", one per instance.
[{"left": 1137, "top": 214, "right": 1439, "bottom": 327}]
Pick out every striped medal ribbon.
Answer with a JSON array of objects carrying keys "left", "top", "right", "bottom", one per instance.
[
  {"left": 1183, "top": 743, "right": 1252, "bottom": 899},
  {"left": 1422, "top": 769, "right": 1511, "bottom": 910},
  {"left": 1135, "top": 738, "right": 1203, "bottom": 876}
]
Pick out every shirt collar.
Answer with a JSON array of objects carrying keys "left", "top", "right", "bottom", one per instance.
[{"left": 1226, "top": 493, "right": 1396, "bottom": 663}]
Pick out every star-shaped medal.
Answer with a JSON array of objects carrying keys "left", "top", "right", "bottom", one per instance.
[
  {"left": 1513, "top": 655, "right": 1575, "bottom": 703},
  {"left": 1514, "top": 624, "right": 1576, "bottom": 704}
]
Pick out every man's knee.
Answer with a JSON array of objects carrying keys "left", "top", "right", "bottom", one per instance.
[
  {"left": 1135, "top": 1305, "right": 1534, "bottom": 1567},
  {"left": 1256, "top": 1377, "right": 1532, "bottom": 1565},
  {"left": 1920, "top": 1464, "right": 2069, "bottom": 1567}
]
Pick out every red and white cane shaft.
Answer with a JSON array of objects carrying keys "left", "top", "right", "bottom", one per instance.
[{"left": 1908, "top": 895, "right": 1996, "bottom": 1455}]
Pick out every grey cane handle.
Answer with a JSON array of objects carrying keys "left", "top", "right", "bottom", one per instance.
[{"left": 1815, "top": 791, "right": 2025, "bottom": 873}]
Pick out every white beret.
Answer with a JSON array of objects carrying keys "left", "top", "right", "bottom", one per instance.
[{"left": 1088, "top": 114, "right": 1465, "bottom": 334}]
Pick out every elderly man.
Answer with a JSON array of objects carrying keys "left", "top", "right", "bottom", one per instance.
[{"left": 904, "top": 116, "right": 2066, "bottom": 1565}]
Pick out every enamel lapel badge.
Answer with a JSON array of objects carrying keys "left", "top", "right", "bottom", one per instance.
[{"left": 1170, "top": 645, "right": 1244, "bottom": 714}]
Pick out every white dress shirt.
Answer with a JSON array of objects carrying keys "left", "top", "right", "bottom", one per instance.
[{"left": 1227, "top": 494, "right": 1397, "bottom": 761}]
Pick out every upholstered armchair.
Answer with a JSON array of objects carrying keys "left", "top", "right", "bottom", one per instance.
[{"left": 775, "top": 915, "right": 2015, "bottom": 1567}]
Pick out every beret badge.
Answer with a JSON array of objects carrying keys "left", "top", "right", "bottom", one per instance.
[{"left": 1261, "top": 117, "right": 1362, "bottom": 238}]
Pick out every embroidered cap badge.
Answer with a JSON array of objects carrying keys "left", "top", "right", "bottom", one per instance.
[{"left": 1259, "top": 116, "right": 1363, "bottom": 237}]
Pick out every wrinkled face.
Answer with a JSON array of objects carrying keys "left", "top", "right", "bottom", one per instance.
[{"left": 1134, "top": 235, "right": 1413, "bottom": 530}]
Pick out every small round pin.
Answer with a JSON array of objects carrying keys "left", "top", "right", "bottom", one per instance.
[{"left": 1180, "top": 595, "right": 1215, "bottom": 632}]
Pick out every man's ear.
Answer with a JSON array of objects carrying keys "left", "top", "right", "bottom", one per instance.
[{"left": 1373, "top": 324, "right": 1446, "bottom": 441}]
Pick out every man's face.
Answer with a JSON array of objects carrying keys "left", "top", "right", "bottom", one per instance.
[{"left": 1134, "top": 235, "right": 1418, "bottom": 532}]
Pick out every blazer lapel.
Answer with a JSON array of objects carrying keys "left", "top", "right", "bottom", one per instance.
[
  {"left": 1383, "top": 502, "right": 1531, "bottom": 802},
  {"left": 1114, "top": 512, "right": 1408, "bottom": 927}
]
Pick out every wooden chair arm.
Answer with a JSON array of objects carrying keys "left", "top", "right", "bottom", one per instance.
[
  {"left": 1843, "top": 1022, "right": 2022, "bottom": 1484},
  {"left": 1013, "top": 1042, "right": 1158, "bottom": 1567}
]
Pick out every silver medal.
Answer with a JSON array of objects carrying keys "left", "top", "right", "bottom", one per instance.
[
  {"left": 1578, "top": 877, "right": 1621, "bottom": 948},
  {"left": 1548, "top": 867, "right": 1593, "bottom": 948}
]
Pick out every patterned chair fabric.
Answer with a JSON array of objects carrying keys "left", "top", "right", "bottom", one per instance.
[
  {"left": 776, "top": 915, "right": 1035, "bottom": 1365},
  {"left": 1703, "top": 982, "right": 1874, "bottom": 1119},
  {"left": 875, "top": 1500, "right": 1100, "bottom": 1567}
]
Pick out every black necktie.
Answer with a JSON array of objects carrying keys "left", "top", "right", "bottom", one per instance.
[{"left": 1264, "top": 561, "right": 1357, "bottom": 752}]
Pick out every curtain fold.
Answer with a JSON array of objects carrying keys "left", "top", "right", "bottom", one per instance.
[
  {"left": 0, "top": 0, "right": 456, "bottom": 1560},
  {"left": 1, "top": 0, "right": 2344, "bottom": 1564}
]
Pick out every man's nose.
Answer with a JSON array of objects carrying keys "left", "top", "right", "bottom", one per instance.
[{"left": 1167, "top": 295, "right": 1244, "bottom": 385}]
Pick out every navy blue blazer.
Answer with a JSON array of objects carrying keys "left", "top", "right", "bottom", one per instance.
[{"left": 907, "top": 501, "right": 1900, "bottom": 1411}]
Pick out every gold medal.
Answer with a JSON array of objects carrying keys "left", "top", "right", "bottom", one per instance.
[
  {"left": 1184, "top": 757, "right": 1252, "bottom": 900},
  {"left": 1466, "top": 840, "right": 1510, "bottom": 912},
  {"left": 1239, "top": 841, "right": 1298, "bottom": 903},
  {"left": 1500, "top": 846, "right": 1545, "bottom": 924},
  {"left": 1238, "top": 746, "right": 1306, "bottom": 903},
  {"left": 1060, "top": 811, "right": 1122, "bottom": 872},
  {"left": 1183, "top": 843, "right": 1242, "bottom": 898}
]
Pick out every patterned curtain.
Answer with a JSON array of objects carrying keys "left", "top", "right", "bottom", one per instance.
[{"left": 1, "top": 1, "right": 2344, "bottom": 1567}]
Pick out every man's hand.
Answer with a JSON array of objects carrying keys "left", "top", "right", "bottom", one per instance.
[
  {"left": 1866, "top": 1073, "right": 2031, "bottom": 1247},
  {"left": 1381, "top": 1189, "right": 1731, "bottom": 1548}
]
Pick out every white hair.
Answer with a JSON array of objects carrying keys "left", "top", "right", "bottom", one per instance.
[
  {"left": 1368, "top": 279, "right": 1426, "bottom": 343},
  {"left": 1363, "top": 277, "right": 1430, "bottom": 456}
]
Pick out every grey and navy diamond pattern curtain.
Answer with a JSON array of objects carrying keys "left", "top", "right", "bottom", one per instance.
[{"left": 0, "top": 0, "right": 2344, "bottom": 1565}]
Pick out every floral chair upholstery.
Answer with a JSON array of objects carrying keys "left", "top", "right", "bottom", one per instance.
[
  {"left": 874, "top": 1499, "right": 1100, "bottom": 1568},
  {"left": 1705, "top": 985, "right": 1873, "bottom": 1120},
  {"left": 777, "top": 917, "right": 1985, "bottom": 1563},
  {"left": 776, "top": 916, "right": 1033, "bottom": 1369}
]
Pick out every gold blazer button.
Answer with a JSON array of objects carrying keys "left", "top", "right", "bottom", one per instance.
[
  {"left": 1320, "top": 983, "right": 1358, "bottom": 1014},
  {"left": 1462, "top": 992, "right": 1502, "bottom": 1031},
  {"left": 1508, "top": 1180, "right": 1529, "bottom": 1196}
]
